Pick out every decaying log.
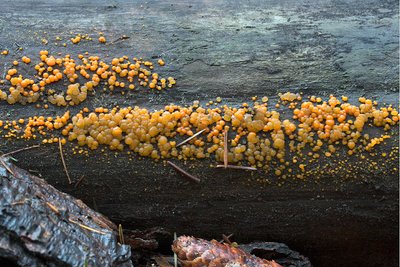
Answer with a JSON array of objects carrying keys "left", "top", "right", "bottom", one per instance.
[
  {"left": 0, "top": 157, "right": 132, "bottom": 267},
  {"left": 0, "top": 1, "right": 398, "bottom": 267}
]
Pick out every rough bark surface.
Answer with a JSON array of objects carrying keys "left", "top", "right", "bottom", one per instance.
[
  {"left": 0, "top": 1, "right": 398, "bottom": 267},
  {"left": 0, "top": 158, "right": 132, "bottom": 267}
]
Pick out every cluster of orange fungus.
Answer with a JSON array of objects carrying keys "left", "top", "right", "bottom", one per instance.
[
  {"left": 0, "top": 50, "right": 175, "bottom": 106},
  {"left": 0, "top": 42, "right": 397, "bottom": 180},
  {"left": 1, "top": 94, "right": 397, "bottom": 180}
]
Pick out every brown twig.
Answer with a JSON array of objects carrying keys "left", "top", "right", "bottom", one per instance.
[
  {"left": 167, "top": 161, "right": 200, "bottom": 183},
  {"left": 59, "top": 140, "right": 72, "bottom": 184},
  {"left": 216, "top": 164, "right": 257, "bottom": 171},
  {"left": 118, "top": 224, "right": 125, "bottom": 244},
  {"left": 69, "top": 218, "right": 107, "bottom": 235},
  {"left": 1, "top": 145, "right": 40, "bottom": 157},
  {"left": 176, "top": 128, "right": 207, "bottom": 147},
  {"left": 223, "top": 129, "right": 228, "bottom": 168},
  {"left": 74, "top": 175, "right": 85, "bottom": 188}
]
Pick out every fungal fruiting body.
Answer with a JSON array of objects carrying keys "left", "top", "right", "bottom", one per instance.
[
  {"left": 0, "top": 93, "right": 398, "bottom": 181},
  {"left": 0, "top": 51, "right": 176, "bottom": 106},
  {"left": 172, "top": 236, "right": 282, "bottom": 267},
  {"left": 0, "top": 41, "right": 398, "bottom": 181}
]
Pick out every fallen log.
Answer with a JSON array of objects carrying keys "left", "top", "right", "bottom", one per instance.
[
  {"left": 0, "top": 0, "right": 398, "bottom": 266},
  {"left": 0, "top": 157, "right": 132, "bottom": 267},
  {"left": 0, "top": 157, "right": 315, "bottom": 267}
]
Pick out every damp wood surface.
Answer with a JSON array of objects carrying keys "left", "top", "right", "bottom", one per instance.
[{"left": 0, "top": 1, "right": 398, "bottom": 267}]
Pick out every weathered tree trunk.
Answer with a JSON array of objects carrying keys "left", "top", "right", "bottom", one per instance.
[
  {"left": 0, "top": 1, "right": 398, "bottom": 267},
  {"left": 0, "top": 157, "right": 132, "bottom": 267}
]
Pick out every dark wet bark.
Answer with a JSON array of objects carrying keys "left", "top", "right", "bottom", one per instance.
[{"left": 0, "top": 1, "right": 398, "bottom": 266}]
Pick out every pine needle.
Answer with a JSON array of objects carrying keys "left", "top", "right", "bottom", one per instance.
[
  {"left": 174, "top": 232, "right": 178, "bottom": 267},
  {"left": 118, "top": 224, "right": 125, "bottom": 244},
  {"left": 1, "top": 145, "right": 40, "bottom": 157},
  {"left": 167, "top": 161, "right": 201, "bottom": 183},
  {"left": 46, "top": 202, "right": 60, "bottom": 215},
  {"left": 74, "top": 175, "right": 85, "bottom": 188},
  {"left": 223, "top": 129, "right": 228, "bottom": 168},
  {"left": 69, "top": 218, "right": 106, "bottom": 235},
  {"left": 176, "top": 128, "right": 206, "bottom": 147},
  {"left": 222, "top": 233, "right": 233, "bottom": 244},
  {"left": 216, "top": 164, "right": 257, "bottom": 171},
  {"left": 11, "top": 199, "right": 27, "bottom": 205},
  {"left": 59, "top": 140, "right": 72, "bottom": 184},
  {"left": 0, "top": 158, "right": 14, "bottom": 175}
]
